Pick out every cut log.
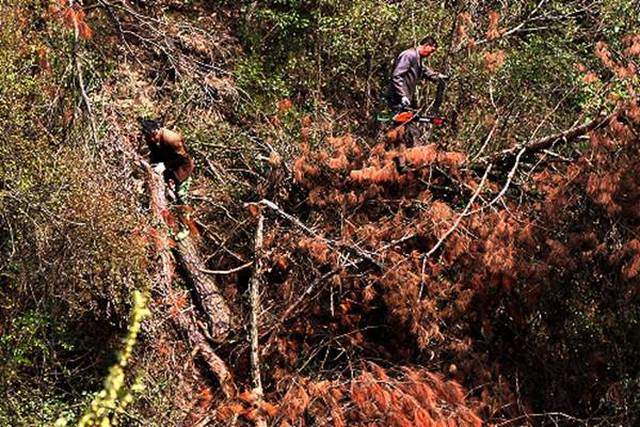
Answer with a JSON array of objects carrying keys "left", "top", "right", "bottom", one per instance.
[{"left": 247, "top": 212, "right": 267, "bottom": 427}]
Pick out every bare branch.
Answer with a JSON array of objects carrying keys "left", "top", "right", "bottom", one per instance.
[
  {"left": 495, "top": 411, "right": 588, "bottom": 426},
  {"left": 257, "top": 199, "right": 383, "bottom": 269},
  {"left": 70, "top": 0, "right": 98, "bottom": 147},
  {"left": 466, "top": 146, "right": 526, "bottom": 216},
  {"left": 199, "top": 261, "right": 253, "bottom": 275},
  {"left": 477, "top": 110, "right": 618, "bottom": 165}
]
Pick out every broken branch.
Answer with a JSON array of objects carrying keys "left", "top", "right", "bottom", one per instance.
[{"left": 248, "top": 212, "right": 267, "bottom": 427}]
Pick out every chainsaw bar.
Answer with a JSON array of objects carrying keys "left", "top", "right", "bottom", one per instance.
[{"left": 431, "top": 79, "right": 446, "bottom": 116}]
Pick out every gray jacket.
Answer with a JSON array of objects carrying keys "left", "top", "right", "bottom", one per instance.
[{"left": 387, "top": 48, "right": 440, "bottom": 108}]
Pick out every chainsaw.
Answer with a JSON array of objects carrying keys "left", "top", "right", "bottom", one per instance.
[
  {"left": 391, "top": 110, "right": 447, "bottom": 126},
  {"left": 377, "top": 79, "right": 451, "bottom": 127},
  {"left": 376, "top": 109, "right": 448, "bottom": 125}
]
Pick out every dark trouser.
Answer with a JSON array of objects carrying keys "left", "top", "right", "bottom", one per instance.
[{"left": 403, "top": 123, "right": 421, "bottom": 147}]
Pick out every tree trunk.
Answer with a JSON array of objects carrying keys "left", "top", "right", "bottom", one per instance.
[{"left": 143, "top": 161, "right": 236, "bottom": 396}]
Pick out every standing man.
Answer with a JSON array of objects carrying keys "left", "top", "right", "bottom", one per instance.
[{"left": 387, "top": 36, "right": 448, "bottom": 112}]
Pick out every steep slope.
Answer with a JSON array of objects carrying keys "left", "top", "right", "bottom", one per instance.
[{"left": 1, "top": 1, "right": 639, "bottom": 426}]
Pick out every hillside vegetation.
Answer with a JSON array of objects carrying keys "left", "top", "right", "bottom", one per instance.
[{"left": 1, "top": 1, "right": 639, "bottom": 426}]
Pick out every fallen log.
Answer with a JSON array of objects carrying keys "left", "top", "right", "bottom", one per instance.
[
  {"left": 176, "top": 237, "right": 238, "bottom": 341},
  {"left": 143, "top": 160, "right": 236, "bottom": 340},
  {"left": 143, "top": 161, "right": 236, "bottom": 395}
]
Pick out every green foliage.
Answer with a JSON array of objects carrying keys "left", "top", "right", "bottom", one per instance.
[
  {"left": 237, "top": 0, "right": 316, "bottom": 55},
  {"left": 232, "top": 0, "right": 637, "bottom": 149},
  {"left": 253, "top": 1, "right": 313, "bottom": 47},
  {"left": 505, "top": 35, "right": 581, "bottom": 96},
  {"left": 0, "top": 310, "right": 91, "bottom": 426},
  {"left": 235, "top": 55, "right": 289, "bottom": 110},
  {"left": 598, "top": 0, "right": 640, "bottom": 39},
  {"left": 1, "top": 311, "right": 71, "bottom": 369},
  {"left": 0, "top": 2, "right": 152, "bottom": 425},
  {"left": 236, "top": 0, "right": 451, "bottom": 112}
]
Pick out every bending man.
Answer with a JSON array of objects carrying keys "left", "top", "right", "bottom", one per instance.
[{"left": 141, "top": 119, "right": 195, "bottom": 205}]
